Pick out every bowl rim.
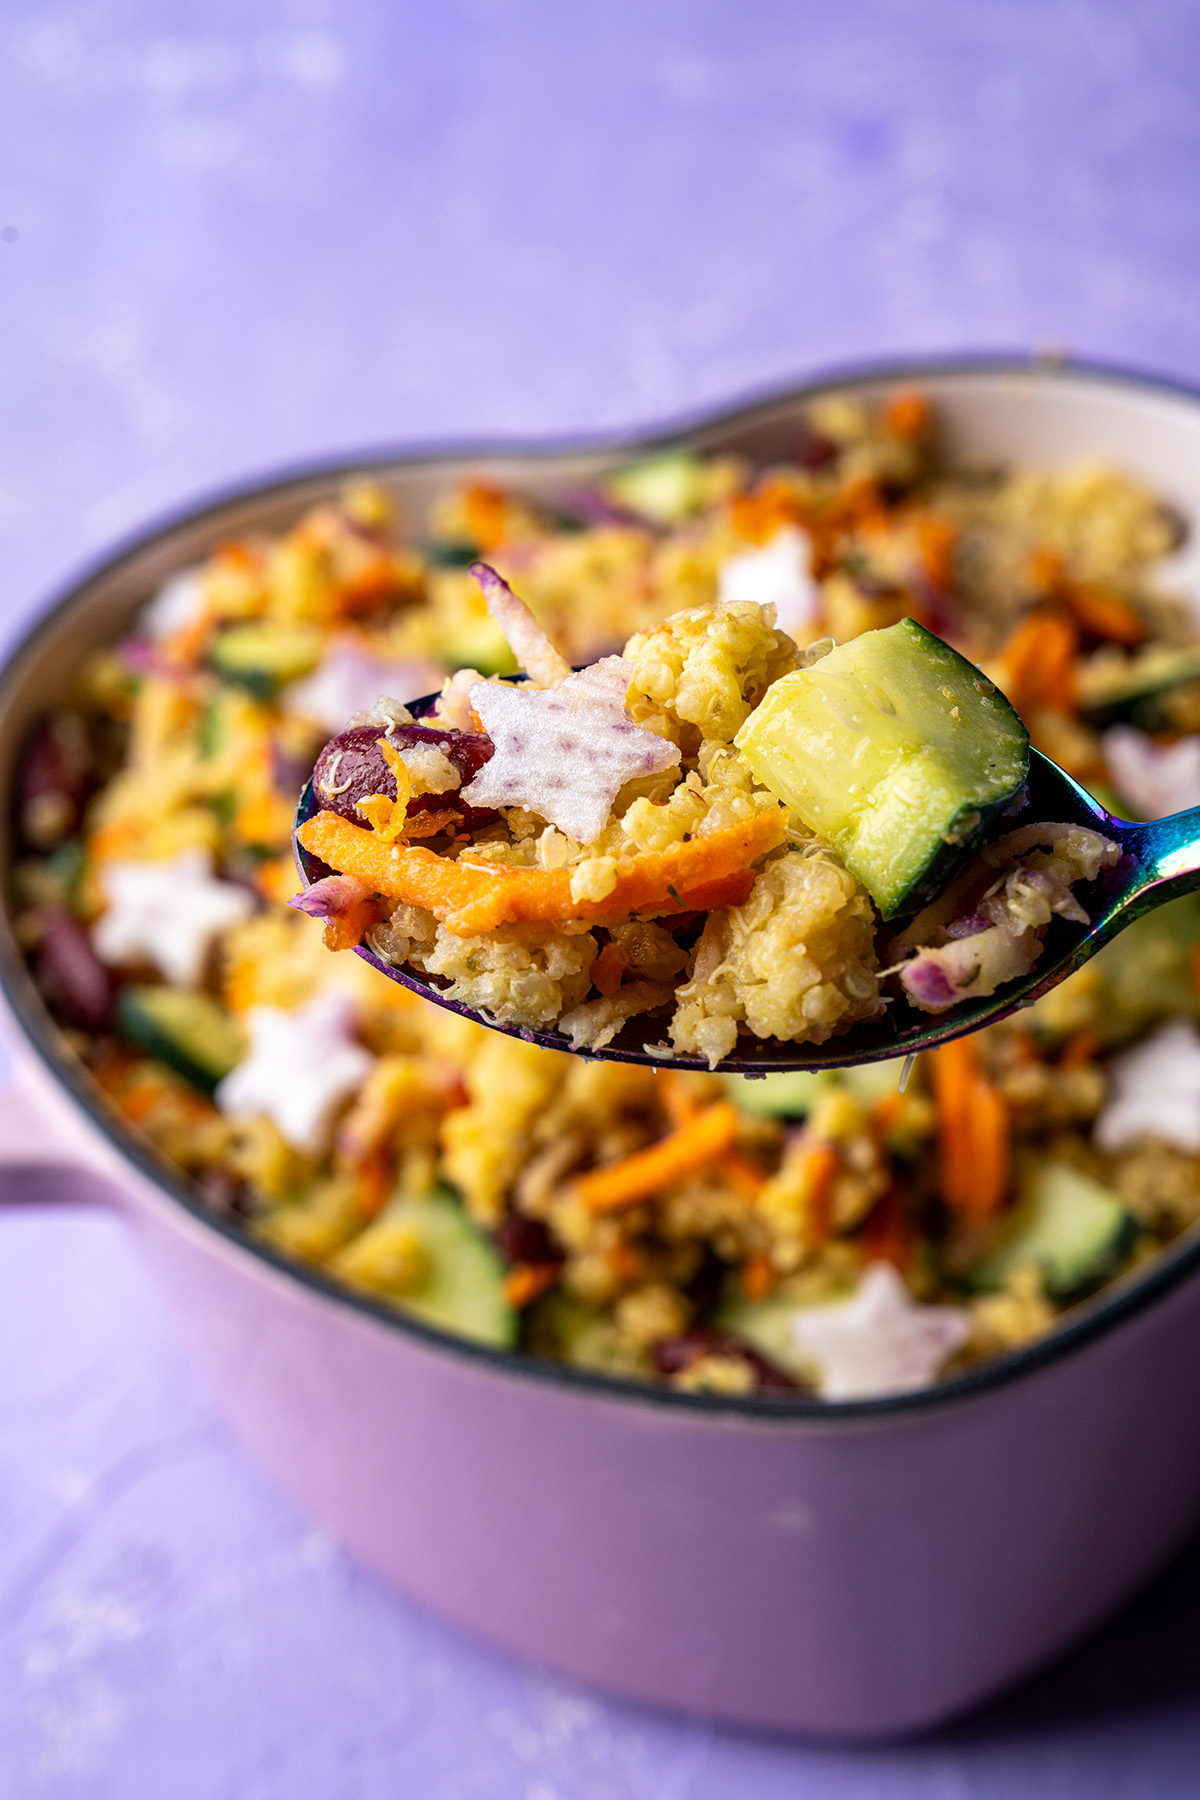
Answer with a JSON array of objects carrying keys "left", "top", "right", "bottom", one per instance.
[{"left": 7, "top": 347, "right": 1200, "bottom": 1425}]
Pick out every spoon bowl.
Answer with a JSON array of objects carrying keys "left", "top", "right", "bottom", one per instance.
[{"left": 293, "top": 715, "right": 1200, "bottom": 1072}]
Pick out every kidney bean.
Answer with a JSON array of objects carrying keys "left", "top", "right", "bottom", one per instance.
[
  {"left": 495, "top": 1212, "right": 562, "bottom": 1268},
  {"left": 19, "top": 713, "right": 95, "bottom": 850},
  {"left": 32, "top": 909, "right": 117, "bottom": 1030},
  {"left": 653, "top": 1329, "right": 804, "bottom": 1395},
  {"left": 312, "top": 724, "right": 496, "bottom": 832}
]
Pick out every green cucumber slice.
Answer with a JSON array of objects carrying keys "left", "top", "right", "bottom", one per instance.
[
  {"left": 209, "top": 622, "right": 324, "bottom": 696},
  {"left": 391, "top": 1189, "right": 517, "bottom": 1348},
  {"left": 724, "top": 1059, "right": 906, "bottom": 1119},
  {"left": 717, "top": 1290, "right": 818, "bottom": 1386},
  {"left": 734, "top": 618, "right": 1029, "bottom": 918},
  {"left": 1076, "top": 644, "right": 1200, "bottom": 726},
  {"left": 118, "top": 986, "right": 247, "bottom": 1094},
  {"left": 968, "top": 1162, "right": 1135, "bottom": 1297},
  {"left": 606, "top": 451, "right": 706, "bottom": 525}
]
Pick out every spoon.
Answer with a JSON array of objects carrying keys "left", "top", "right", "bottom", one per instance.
[{"left": 292, "top": 713, "right": 1200, "bottom": 1074}]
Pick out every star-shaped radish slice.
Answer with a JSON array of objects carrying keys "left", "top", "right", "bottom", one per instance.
[
  {"left": 1094, "top": 1019, "right": 1200, "bottom": 1155},
  {"left": 461, "top": 658, "right": 681, "bottom": 843},
  {"left": 92, "top": 848, "right": 254, "bottom": 986},
  {"left": 790, "top": 1262, "right": 970, "bottom": 1401},
  {"left": 214, "top": 990, "right": 373, "bottom": 1156}
]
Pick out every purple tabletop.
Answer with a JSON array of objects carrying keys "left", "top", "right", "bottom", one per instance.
[{"left": 5, "top": 4, "right": 1200, "bottom": 1793}]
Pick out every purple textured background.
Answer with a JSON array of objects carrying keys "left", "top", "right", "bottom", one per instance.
[{"left": 5, "top": 2, "right": 1200, "bottom": 1792}]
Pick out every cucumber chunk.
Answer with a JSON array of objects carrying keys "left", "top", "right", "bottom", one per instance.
[
  {"left": 724, "top": 1059, "right": 906, "bottom": 1119},
  {"left": 1076, "top": 644, "right": 1200, "bottom": 727},
  {"left": 607, "top": 451, "right": 706, "bottom": 525},
  {"left": 118, "top": 985, "right": 247, "bottom": 1094},
  {"left": 390, "top": 1189, "right": 517, "bottom": 1348},
  {"left": 734, "top": 619, "right": 1029, "bottom": 918},
  {"left": 717, "top": 1289, "right": 818, "bottom": 1386},
  {"left": 209, "top": 622, "right": 324, "bottom": 696},
  {"left": 968, "top": 1162, "right": 1135, "bottom": 1297}
]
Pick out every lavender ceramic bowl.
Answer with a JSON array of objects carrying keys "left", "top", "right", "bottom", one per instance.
[{"left": 6, "top": 359, "right": 1200, "bottom": 1741}]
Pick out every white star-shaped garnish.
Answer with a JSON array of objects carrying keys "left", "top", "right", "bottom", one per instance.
[
  {"left": 286, "top": 643, "right": 444, "bottom": 733},
  {"left": 1095, "top": 1019, "right": 1200, "bottom": 1154},
  {"left": 718, "top": 525, "right": 819, "bottom": 640},
  {"left": 1103, "top": 725, "right": 1200, "bottom": 819},
  {"left": 214, "top": 990, "right": 373, "bottom": 1156},
  {"left": 461, "top": 659, "right": 680, "bottom": 843},
  {"left": 136, "top": 568, "right": 208, "bottom": 641},
  {"left": 92, "top": 849, "right": 254, "bottom": 987},
  {"left": 790, "top": 1262, "right": 970, "bottom": 1401}
]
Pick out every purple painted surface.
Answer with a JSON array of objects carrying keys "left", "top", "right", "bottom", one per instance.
[{"left": 6, "top": 0, "right": 1200, "bottom": 1790}]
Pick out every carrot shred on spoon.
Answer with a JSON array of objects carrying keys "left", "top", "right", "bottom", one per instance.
[{"left": 296, "top": 808, "right": 786, "bottom": 936}]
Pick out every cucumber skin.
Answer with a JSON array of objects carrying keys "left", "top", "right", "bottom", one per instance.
[
  {"left": 736, "top": 619, "right": 1029, "bottom": 920},
  {"left": 208, "top": 624, "right": 323, "bottom": 698},
  {"left": 968, "top": 1163, "right": 1136, "bottom": 1298},
  {"left": 118, "top": 986, "right": 246, "bottom": 1095},
  {"left": 391, "top": 1189, "right": 517, "bottom": 1350}
]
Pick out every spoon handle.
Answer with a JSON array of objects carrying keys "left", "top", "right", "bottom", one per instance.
[{"left": 1103, "top": 806, "right": 1200, "bottom": 930}]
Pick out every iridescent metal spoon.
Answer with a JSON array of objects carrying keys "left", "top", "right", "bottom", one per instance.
[{"left": 293, "top": 723, "right": 1200, "bottom": 1074}]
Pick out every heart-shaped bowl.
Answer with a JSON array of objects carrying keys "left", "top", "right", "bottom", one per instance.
[{"left": 6, "top": 358, "right": 1200, "bottom": 1738}]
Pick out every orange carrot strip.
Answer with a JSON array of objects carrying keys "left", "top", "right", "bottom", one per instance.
[
  {"left": 569, "top": 1102, "right": 740, "bottom": 1215},
  {"left": 965, "top": 1076, "right": 1010, "bottom": 1222},
  {"left": 297, "top": 808, "right": 786, "bottom": 937},
  {"left": 858, "top": 1180, "right": 913, "bottom": 1269},
  {"left": 321, "top": 894, "right": 387, "bottom": 952},
  {"left": 1060, "top": 1029, "right": 1100, "bottom": 1072},
  {"left": 800, "top": 1141, "right": 839, "bottom": 1245},
  {"left": 998, "top": 610, "right": 1079, "bottom": 715},
  {"left": 930, "top": 1038, "right": 976, "bottom": 1213},
  {"left": 930, "top": 1038, "right": 1010, "bottom": 1221},
  {"left": 592, "top": 942, "right": 628, "bottom": 998},
  {"left": 503, "top": 1264, "right": 560, "bottom": 1309},
  {"left": 740, "top": 1251, "right": 777, "bottom": 1301},
  {"left": 1061, "top": 582, "right": 1146, "bottom": 647},
  {"left": 719, "top": 1148, "right": 767, "bottom": 1202},
  {"left": 883, "top": 389, "right": 930, "bottom": 442}
]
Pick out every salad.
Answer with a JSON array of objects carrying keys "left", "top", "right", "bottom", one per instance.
[
  {"left": 14, "top": 389, "right": 1200, "bottom": 1400},
  {"left": 297, "top": 568, "right": 1116, "bottom": 1063}
]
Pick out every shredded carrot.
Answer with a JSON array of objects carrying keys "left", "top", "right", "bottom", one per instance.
[
  {"left": 929, "top": 1038, "right": 1010, "bottom": 1221},
  {"left": 1061, "top": 582, "right": 1145, "bottom": 647},
  {"left": 1060, "top": 1029, "right": 1100, "bottom": 1071},
  {"left": 883, "top": 389, "right": 930, "bottom": 442},
  {"left": 402, "top": 807, "right": 462, "bottom": 840},
  {"left": 997, "top": 609, "right": 1079, "bottom": 716},
  {"left": 660, "top": 1071, "right": 702, "bottom": 1128},
  {"left": 569, "top": 1102, "right": 740, "bottom": 1215},
  {"left": 1027, "top": 547, "right": 1145, "bottom": 647},
  {"left": 297, "top": 807, "right": 786, "bottom": 937},
  {"left": 729, "top": 479, "right": 806, "bottom": 546},
  {"left": 592, "top": 942, "right": 628, "bottom": 998},
  {"left": 740, "top": 1251, "right": 777, "bottom": 1301},
  {"left": 352, "top": 1151, "right": 393, "bottom": 1221},
  {"left": 858, "top": 1180, "right": 913, "bottom": 1269},
  {"left": 871, "top": 1091, "right": 906, "bottom": 1134},
  {"left": 799, "top": 1141, "right": 839, "bottom": 1244},
  {"left": 503, "top": 1263, "right": 559, "bottom": 1309},
  {"left": 320, "top": 892, "right": 387, "bottom": 952},
  {"left": 914, "top": 513, "right": 957, "bottom": 590},
  {"left": 463, "top": 483, "right": 509, "bottom": 552},
  {"left": 719, "top": 1148, "right": 767, "bottom": 1202}
]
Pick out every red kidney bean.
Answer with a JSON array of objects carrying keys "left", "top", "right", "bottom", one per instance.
[
  {"left": 312, "top": 724, "right": 496, "bottom": 832},
  {"left": 653, "top": 1329, "right": 803, "bottom": 1395},
  {"left": 19, "top": 714, "right": 95, "bottom": 850},
  {"left": 495, "top": 1212, "right": 562, "bottom": 1268},
  {"left": 32, "top": 909, "right": 117, "bottom": 1030}
]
